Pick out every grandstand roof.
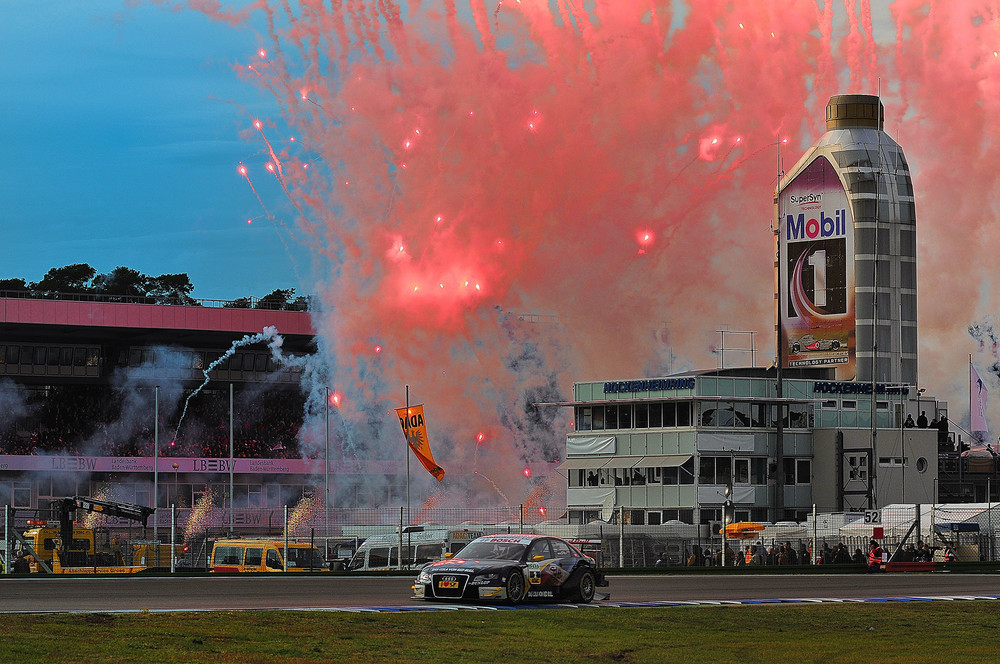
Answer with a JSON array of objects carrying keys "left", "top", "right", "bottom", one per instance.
[{"left": 0, "top": 297, "right": 315, "bottom": 350}]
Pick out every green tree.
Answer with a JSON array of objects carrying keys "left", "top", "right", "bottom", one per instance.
[
  {"left": 147, "top": 273, "right": 198, "bottom": 305},
  {"left": 223, "top": 297, "right": 253, "bottom": 309},
  {"left": 255, "top": 288, "right": 296, "bottom": 310},
  {"left": 92, "top": 267, "right": 149, "bottom": 301},
  {"left": 30, "top": 264, "right": 97, "bottom": 296},
  {"left": 0, "top": 278, "right": 30, "bottom": 294}
]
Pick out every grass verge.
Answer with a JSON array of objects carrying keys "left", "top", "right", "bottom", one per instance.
[{"left": 1, "top": 602, "right": 996, "bottom": 663}]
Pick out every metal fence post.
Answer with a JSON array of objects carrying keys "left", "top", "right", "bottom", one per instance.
[
  {"left": 619, "top": 507, "right": 625, "bottom": 568},
  {"left": 170, "top": 504, "right": 176, "bottom": 574}
]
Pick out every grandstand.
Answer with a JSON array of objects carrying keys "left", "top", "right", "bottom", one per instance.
[{"left": 0, "top": 293, "right": 392, "bottom": 528}]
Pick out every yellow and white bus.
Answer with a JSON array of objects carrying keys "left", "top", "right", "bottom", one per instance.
[{"left": 210, "top": 539, "right": 328, "bottom": 573}]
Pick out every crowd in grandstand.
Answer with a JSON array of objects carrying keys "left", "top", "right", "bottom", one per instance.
[{"left": 0, "top": 385, "right": 307, "bottom": 459}]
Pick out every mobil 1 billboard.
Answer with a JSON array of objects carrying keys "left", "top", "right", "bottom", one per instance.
[{"left": 778, "top": 155, "right": 856, "bottom": 379}]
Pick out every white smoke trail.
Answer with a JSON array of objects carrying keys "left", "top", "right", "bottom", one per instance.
[{"left": 174, "top": 325, "right": 292, "bottom": 439}]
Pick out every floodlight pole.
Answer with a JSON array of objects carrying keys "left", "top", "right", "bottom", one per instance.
[
  {"left": 325, "top": 386, "right": 330, "bottom": 534},
  {"left": 153, "top": 386, "right": 159, "bottom": 548},
  {"left": 229, "top": 382, "right": 234, "bottom": 536},
  {"left": 405, "top": 385, "right": 411, "bottom": 529}
]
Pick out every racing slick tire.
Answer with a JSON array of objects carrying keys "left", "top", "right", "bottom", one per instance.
[
  {"left": 505, "top": 569, "right": 526, "bottom": 604},
  {"left": 573, "top": 570, "right": 596, "bottom": 604},
  {"left": 831, "top": 340, "right": 841, "bottom": 350},
  {"left": 791, "top": 343, "right": 801, "bottom": 353}
]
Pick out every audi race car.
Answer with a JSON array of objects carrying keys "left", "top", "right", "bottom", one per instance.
[
  {"left": 790, "top": 334, "right": 842, "bottom": 354},
  {"left": 412, "top": 534, "right": 607, "bottom": 604}
]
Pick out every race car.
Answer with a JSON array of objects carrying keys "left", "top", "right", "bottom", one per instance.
[
  {"left": 411, "top": 534, "right": 607, "bottom": 604},
  {"left": 790, "top": 334, "right": 842, "bottom": 354}
]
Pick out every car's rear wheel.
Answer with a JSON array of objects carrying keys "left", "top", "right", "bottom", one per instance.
[
  {"left": 505, "top": 569, "right": 525, "bottom": 604},
  {"left": 574, "top": 570, "right": 596, "bottom": 603}
]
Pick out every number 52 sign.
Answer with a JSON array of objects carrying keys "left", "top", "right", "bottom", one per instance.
[{"left": 864, "top": 510, "right": 882, "bottom": 524}]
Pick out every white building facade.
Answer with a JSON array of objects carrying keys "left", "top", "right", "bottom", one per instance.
[{"left": 560, "top": 369, "right": 938, "bottom": 527}]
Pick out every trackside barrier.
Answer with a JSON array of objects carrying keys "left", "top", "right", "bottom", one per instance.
[{"left": 3, "top": 503, "right": 998, "bottom": 570}]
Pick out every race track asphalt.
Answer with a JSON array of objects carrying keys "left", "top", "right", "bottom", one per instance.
[{"left": 2, "top": 572, "right": 999, "bottom": 613}]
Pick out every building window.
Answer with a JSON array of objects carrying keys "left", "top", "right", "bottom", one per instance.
[
  {"left": 788, "top": 403, "right": 811, "bottom": 429},
  {"left": 648, "top": 403, "right": 662, "bottom": 427},
  {"left": 679, "top": 458, "right": 695, "bottom": 484},
  {"left": 700, "top": 508, "right": 722, "bottom": 525},
  {"left": 878, "top": 457, "right": 906, "bottom": 467},
  {"left": 662, "top": 509, "right": 694, "bottom": 524},
  {"left": 677, "top": 402, "right": 692, "bottom": 426},
  {"left": 576, "top": 407, "right": 593, "bottom": 431},
  {"left": 662, "top": 402, "right": 675, "bottom": 427},
  {"left": 663, "top": 458, "right": 695, "bottom": 485},
  {"left": 631, "top": 467, "right": 646, "bottom": 486},
  {"left": 783, "top": 458, "right": 811, "bottom": 485},
  {"left": 592, "top": 405, "right": 605, "bottom": 430},
  {"left": 848, "top": 455, "right": 868, "bottom": 481},
  {"left": 699, "top": 402, "right": 715, "bottom": 427},
  {"left": 734, "top": 402, "right": 751, "bottom": 427},
  {"left": 734, "top": 458, "right": 750, "bottom": 484},
  {"left": 916, "top": 457, "right": 928, "bottom": 473},
  {"left": 13, "top": 482, "right": 32, "bottom": 508},
  {"left": 569, "top": 510, "right": 601, "bottom": 524},
  {"left": 605, "top": 405, "right": 618, "bottom": 429},
  {"left": 699, "top": 456, "right": 732, "bottom": 485},
  {"left": 699, "top": 456, "right": 715, "bottom": 484},
  {"left": 617, "top": 404, "right": 632, "bottom": 429},
  {"left": 613, "top": 467, "right": 630, "bottom": 486},
  {"left": 634, "top": 403, "right": 649, "bottom": 428}
]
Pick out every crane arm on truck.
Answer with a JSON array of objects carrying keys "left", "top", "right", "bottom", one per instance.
[{"left": 57, "top": 496, "right": 156, "bottom": 563}]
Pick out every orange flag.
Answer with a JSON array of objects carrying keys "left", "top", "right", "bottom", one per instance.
[{"left": 395, "top": 404, "right": 445, "bottom": 481}]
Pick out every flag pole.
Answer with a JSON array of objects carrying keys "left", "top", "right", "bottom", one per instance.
[{"left": 405, "top": 384, "right": 410, "bottom": 529}]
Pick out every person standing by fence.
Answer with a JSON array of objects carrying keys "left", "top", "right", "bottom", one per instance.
[{"left": 867, "top": 539, "right": 884, "bottom": 573}]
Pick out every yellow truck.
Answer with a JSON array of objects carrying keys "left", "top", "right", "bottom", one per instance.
[{"left": 17, "top": 496, "right": 164, "bottom": 574}]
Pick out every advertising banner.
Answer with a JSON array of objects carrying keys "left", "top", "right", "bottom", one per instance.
[
  {"left": 778, "top": 156, "right": 855, "bottom": 379},
  {"left": 395, "top": 404, "right": 445, "bottom": 481}
]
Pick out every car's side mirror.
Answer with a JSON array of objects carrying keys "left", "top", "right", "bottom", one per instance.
[
  {"left": 532, "top": 555, "right": 545, "bottom": 561},
  {"left": 444, "top": 552, "right": 454, "bottom": 559}
]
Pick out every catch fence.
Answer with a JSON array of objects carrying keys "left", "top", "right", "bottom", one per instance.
[{"left": 4, "top": 503, "right": 999, "bottom": 571}]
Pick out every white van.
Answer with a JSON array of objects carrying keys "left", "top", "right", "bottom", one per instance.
[{"left": 347, "top": 528, "right": 483, "bottom": 571}]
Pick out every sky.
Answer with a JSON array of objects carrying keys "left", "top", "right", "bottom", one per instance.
[
  {"left": 5, "top": 1, "right": 1000, "bottom": 508},
  {"left": 1, "top": 1, "right": 305, "bottom": 301}
]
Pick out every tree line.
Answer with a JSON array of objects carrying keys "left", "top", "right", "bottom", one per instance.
[{"left": 0, "top": 264, "right": 307, "bottom": 311}]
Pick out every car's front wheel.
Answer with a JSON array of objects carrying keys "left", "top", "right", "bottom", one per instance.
[
  {"left": 505, "top": 569, "right": 525, "bottom": 604},
  {"left": 573, "top": 570, "right": 596, "bottom": 603}
]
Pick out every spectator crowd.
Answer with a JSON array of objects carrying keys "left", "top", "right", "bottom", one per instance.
[{"left": 0, "top": 384, "right": 307, "bottom": 459}]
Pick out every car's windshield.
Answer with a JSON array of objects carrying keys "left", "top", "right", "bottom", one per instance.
[{"left": 454, "top": 540, "right": 526, "bottom": 561}]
